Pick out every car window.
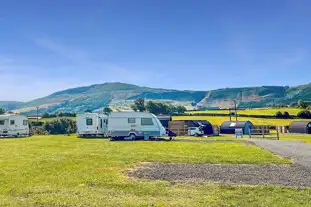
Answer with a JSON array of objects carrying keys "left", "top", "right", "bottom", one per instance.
[
  {"left": 10, "top": 120, "right": 15, "bottom": 125},
  {"left": 0, "top": 120, "right": 5, "bottom": 125}
]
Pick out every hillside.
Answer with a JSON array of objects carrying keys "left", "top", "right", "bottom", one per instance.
[
  {"left": 0, "top": 101, "right": 24, "bottom": 111},
  {"left": 1, "top": 82, "right": 311, "bottom": 114}
]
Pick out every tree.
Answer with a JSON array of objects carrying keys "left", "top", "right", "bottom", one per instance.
[
  {"left": 103, "top": 107, "right": 113, "bottom": 115},
  {"left": 307, "top": 105, "right": 311, "bottom": 110},
  {"left": 131, "top": 98, "right": 145, "bottom": 112},
  {"left": 283, "top": 111, "right": 290, "bottom": 118},
  {"left": 297, "top": 110, "right": 311, "bottom": 119},
  {"left": 145, "top": 101, "right": 185, "bottom": 115},
  {"left": 275, "top": 111, "right": 283, "bottom": 118},
  {"left": 44, "top": 118, "right": 76, "bottom": 134},
  {"left": 298, "top": 100, "right": 308, "bottom": 109},
  {"left": 0, "top": 108, "right": 5, "bottom": 115},
  {"left": 176, "top": 106, "right": 187, "bottom": 114}
]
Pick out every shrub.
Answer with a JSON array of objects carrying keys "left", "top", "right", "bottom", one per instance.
[
  {"left": 275, "top": 111, "right": 283, "bottom": 118},
  {"left": 282, "top": 111, "right": 290, "bottom": 118},
  {"left": 31, "top": 127, "right": 48, "bottom": 135},
  {"left": 297, "top": 110, "right": 311, "bottom": 119},
  {"left": 44, "top": 118, "right": 77, "bottom": 134}
]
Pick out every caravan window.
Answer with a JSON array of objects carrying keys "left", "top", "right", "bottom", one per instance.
[
  {"left": 10, "top": 120, "right": 15, "bottom": 125},
  {"left": 23, "top": 120, "right": 28, "bottom": 126},
  {"left": 0, "top": 120, "right": 5, "bottom": 125},
  {"left": 141, "top": 118, "right": 154, "bottom": 126},
  {"left": 128, "top": 118, "right": 136, "bottom": 124},
  {"left": 86, "top": 118, "right": 93, "bottom": 126}
]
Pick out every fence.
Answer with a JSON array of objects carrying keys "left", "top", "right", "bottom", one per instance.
[{"left": 248, "top": 126, "right": 279, "bottom": 140}]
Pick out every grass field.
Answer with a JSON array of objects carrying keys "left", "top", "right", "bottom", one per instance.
[
  {"left": 2, "top": 135, "right": 311, "bottom": 206},
  {"left": 186, "top": 108, "right": 307, "bottom": 116},
  {"left": 173, "top": 115, "right": 311, "bottom": 126}
]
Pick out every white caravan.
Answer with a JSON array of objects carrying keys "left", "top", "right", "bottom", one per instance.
[
  {"left": 76, "top": 113, "right": 108, "bottom": 137},
  {"left": 0, "top": 114, "right": 30, "bottom": 137},
  {"left": 107, "top": 112, "right": 166, "bottom": 140}
]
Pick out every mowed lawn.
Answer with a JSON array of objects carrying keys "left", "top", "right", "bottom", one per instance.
[
  {"left": 186, "top": 108, "right": 306, "bottom": 116},
  {"left": 1, "top": 135, "right": 311, "bottom": 206},
  {"left": 173, "top": 115, "right": 311, "bottom": 126}
]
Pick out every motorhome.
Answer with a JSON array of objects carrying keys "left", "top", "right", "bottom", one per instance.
[
  {"left": 0, "top": 114, "right": 30, "bottom": 137},
  {"left": 76, "top": 113, "right": 108, "bottom": 137},
  {"left": 107, "top": 112, "right": 166, "bottom": 140}
]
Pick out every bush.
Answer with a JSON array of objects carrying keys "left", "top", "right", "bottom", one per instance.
[
  {"left": 297, "top": 110, "right": 311, "bottom": 119},
  {"left": 44, "top": 118, "right": 77, "bottom": 134},
  {"left": 283, "top": 111, "right": 290, "bottom": 118},
  {"left": 275, "top": 111, "right": 283, "bottom": 118},
  {"left": 31, "top": 127, "right": 48, "bottom": 135}
]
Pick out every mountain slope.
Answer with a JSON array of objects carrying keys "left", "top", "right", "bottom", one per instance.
[
  {"left": 0, "top": 101, "right": 25, "bottom": 111},
  {"left": 22, "top": 82, "right": 206, "bottom": 113},
  {"left": 3, "top": 82, "right": 311, "bottom": 114}
]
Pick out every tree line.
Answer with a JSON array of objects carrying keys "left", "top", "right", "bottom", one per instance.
[{"left": 130, "top": 98, "right": 186, "bottom": 115}]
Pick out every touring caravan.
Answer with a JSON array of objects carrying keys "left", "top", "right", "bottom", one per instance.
[
  {"left": 107, "top": 112, "right": 167, "bottom": 140},
  {"left": 76, "top": 113, "right": 108, "bottom": 137},
  {"left": 0, "top": 114, "right": 30, "bottom": 137}
]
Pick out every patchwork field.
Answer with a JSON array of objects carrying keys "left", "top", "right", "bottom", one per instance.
[
  {"left": 186, "top": 108, "right": 307, "bottom": 116},
  {"left": 1, "top": 135, "right": 311, "bottom": 206},
  {"left": 173, "top": 115, "right": 311, "bottom": 126}
]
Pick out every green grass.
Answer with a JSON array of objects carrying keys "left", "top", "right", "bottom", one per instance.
[
  {"left": 186, "top": 108, "right": 306, "bottom": 116},
  {"left": 1, "top": 135, "right": 310, "bottom": 206},
  {"left": 173, "top": 115, "right": 311, "bottom": 126},
  {"left": 280, "top": 134, "right": 311, "bottom": 144}
]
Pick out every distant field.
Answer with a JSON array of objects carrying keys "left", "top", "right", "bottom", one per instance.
[
  {"left": 186, "top": 108, "right": 305, "bottom": 116},
  {"left": 173, "top": 115, "right": 311, "bottom": 126}
]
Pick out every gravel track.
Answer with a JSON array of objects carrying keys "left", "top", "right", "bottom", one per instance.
[
  {"left": 128, "top": 162, "right": 311, "bottom": 188},
  {"left": 250, "top": 139, "right": 311, "bottom": 170}
]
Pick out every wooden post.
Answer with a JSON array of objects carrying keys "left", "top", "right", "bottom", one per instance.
[
  {"left": 262, "top": 127, "right": 265, "bottom": 138},
  {"left": 249, "top": 128, "right": 251, "bottom": 138},
  {"left": 276, "top": 127, "right": 280, "bottom": 140}
]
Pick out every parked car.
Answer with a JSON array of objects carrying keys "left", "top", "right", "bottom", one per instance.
[{"left": 188, "top": 126, "right": 204, "bottom": 136}]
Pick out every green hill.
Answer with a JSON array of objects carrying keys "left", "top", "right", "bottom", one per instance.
[{"left": 1, "top": 82, "right": 311, "bottom": 114}]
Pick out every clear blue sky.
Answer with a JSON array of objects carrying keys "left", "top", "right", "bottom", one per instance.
[{"left": 0, "top": 0, "right": 310, "bottom": 101}]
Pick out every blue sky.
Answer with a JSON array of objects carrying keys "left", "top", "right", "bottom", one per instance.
[{"left": 0, "top": 0, "right": 310, "bottom": 101}]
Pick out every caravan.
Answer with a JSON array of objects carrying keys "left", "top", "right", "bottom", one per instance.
[
  {"left": 76, "top": 113, "right": 108, "bottom": 137},
  {"left": 107, "top": 112, "right": 166, "bottom": 140},
  {"left": 0, "top": 114, "right": 30, "bottom": 137}
]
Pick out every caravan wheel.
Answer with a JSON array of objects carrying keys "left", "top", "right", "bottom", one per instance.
[{"left": 129, "top": 133, "right": 136, "bottom": 140}]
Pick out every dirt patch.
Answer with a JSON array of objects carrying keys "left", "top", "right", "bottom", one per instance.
[{"left": 127, "top": 162, "right": 311, "bottom": 188}]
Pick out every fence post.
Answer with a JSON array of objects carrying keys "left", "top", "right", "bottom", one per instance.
[
  {"left": 276, "top": 127, "right": 280, "bottom": 140},
  {"left": 249, "top": 128, "right": 251, "bottom": 138},
  {"left": 262, "top": 127, "right": 265, "bottom": 138}
]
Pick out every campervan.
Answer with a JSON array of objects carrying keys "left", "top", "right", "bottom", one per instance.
[
  {"left": 107, "top": 112, "right": 166, "bottom": 140},
  {"left": 0, "top": 114, "right": 30, "bottom": 137},
  {"left": 76, "top": 113, "right": 108, "bottom": 137}
]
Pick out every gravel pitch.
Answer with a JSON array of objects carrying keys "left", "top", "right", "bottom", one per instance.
[
  {"left": 251, "top": 139, "right": 311, "bottom": 170},
  {"left": 128, "top": 162, "right": 311, "bottom": 188}
]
